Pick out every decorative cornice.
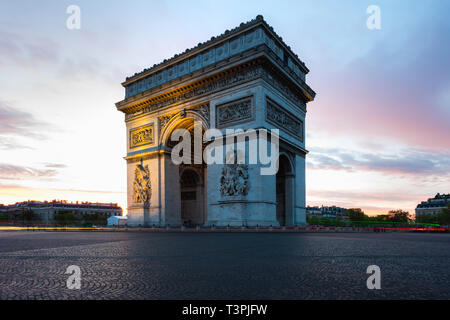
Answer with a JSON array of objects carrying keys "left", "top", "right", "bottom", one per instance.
[
  {"left": 118, "top": 57, "right": 312, "bottom": 121},
  {"left": 121, "top": 61, "right": 263, "bottom": 120}
]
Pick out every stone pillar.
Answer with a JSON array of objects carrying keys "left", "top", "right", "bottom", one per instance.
[
  {"left": 294, "top": 154, "right": 306, "bottom": 225},
  {"left": 161, "top": 152, "right": 181, "bottom": 226},
  {"left": 285, "top": 173, "right": 295, "bottom": 225},
  {"left": 126, "top": 155, "right": 161, "bottom": 226}
]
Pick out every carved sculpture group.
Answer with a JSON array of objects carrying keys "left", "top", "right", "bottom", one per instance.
[
  {"left": 220, "top": 163, "right": 250, "bottom": 197},
  {"left": 133, "top": 162, "right": 152, "bottom": 205}
]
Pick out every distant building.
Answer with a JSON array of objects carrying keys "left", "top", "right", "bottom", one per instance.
[
  {"left": 0, "top": 200, "right": 122, "bottom": 224},
  {"left": 416, "top": 193, "right": 450, "bottom": 216},
  {"left": 306, "top": 205, "right": 349, "bottom": 220},
  {"left": 322, "top": 206, "right": 349, "bottom": 220},
  {"left": 107, "top": 216, "right": 128, "bottom": 226},
  {"left": 306, "top": 206, "right": 322, "bottom": 218}
]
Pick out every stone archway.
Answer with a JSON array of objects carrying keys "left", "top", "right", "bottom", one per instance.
[
  {"left": 276, "top": 154, "right": 295, "bottom": 226},
  {"left": 163, "top": 115, "right": 208, "bottom": 226}
]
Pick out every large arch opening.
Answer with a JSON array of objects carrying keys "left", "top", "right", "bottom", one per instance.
[
  {"left": 276, "top": 154, "right": 294, "bottom": 226},
  {"left": 164, "top": 114, "right": 208, "bottom": 226}
]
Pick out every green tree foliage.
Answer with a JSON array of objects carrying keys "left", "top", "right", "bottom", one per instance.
[
  {"left": 348, "top": 208, "right": 366, "bottom": 221},
  {"left": 306, "top": 215, "right": 347, "bottom": 227},
  {"left": 55, "top": 210, "right": 79, "bottom": 226},
  {"left": 438, "top": 204, "right": 450, "bottom": 226},
  {"left": 415, "top": 205, "right": 450, "bottom": 226},
  {"left": 373, "top": 214, "right": 389, "bottom": 222},
  {"left": 83, "top": 213, "right": 107, "bottom": 226},
  {"left": 387, "top": 209, "right": 410, "bottom": 223},
  {"left": 416, "top": 213, "right": 438, "bottom": 224},
  {"left": 15, "top": 209, "right": 41, "bottom": 223}
]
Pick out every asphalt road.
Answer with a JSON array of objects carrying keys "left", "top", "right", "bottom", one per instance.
[{"left": 0, "top": 231, "right": 449, "bottom": 299}]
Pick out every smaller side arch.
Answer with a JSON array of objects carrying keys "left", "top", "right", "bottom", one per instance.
[
  {"left": 277, "top": 152, "right": 295, "bottom": 175},
  {"left": 276, "top": 153, "right": 296, "bottom": 226}
]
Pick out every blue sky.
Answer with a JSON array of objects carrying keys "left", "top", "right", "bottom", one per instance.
[{"left": 0, "top": 0, "right": 449, "bottom": 214}]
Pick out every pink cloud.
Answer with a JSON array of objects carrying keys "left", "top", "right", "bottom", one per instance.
[
  {"left": 307, "top": 21, "right": 450, "bottom": 151},
  {"left": 307, "top": 147, "right": 450, "bottom": 178}
]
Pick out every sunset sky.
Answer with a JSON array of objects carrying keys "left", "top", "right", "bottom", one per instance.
[{"left": 0, "top": 0, "right": 449, "bottom": 216}]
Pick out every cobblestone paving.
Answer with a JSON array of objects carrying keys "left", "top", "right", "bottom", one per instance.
[{"left": 0, "top": 231, "right": 449, "bottom": 299}]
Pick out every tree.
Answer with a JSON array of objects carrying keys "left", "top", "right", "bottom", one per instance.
[
  {"left": 348, "top": 208, "right": 366, "bottom": 221},
  {"left": 306, "top": 215, "right": 319, "bottom": 225},
  {"left": 14, "top": 209, "right": 40, "bottom": 225},
  {"left": 416, "top": 213, "right": 438, "bottom": 224},
  {"left": 387, "top": 210, "right": 410, "bottom": 223},
  {"left": 0, "top": 213, "right": 8, "bottom": 222},
  {"left": 55, "top": 210, "right": 79, "bottom": 226},
  {"left": 374, "top": 214, "right": 389, "bottom": 222},
  {"left": 83, "top": 213, "right": 107, "bottom": 226},
  {"left": 438, "top": 204, "right": 450, "bottom": 226}
]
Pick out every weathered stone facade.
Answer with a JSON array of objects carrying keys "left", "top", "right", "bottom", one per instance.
[{"left": 116, "top": 15, "right": 315, "bottom": 226}]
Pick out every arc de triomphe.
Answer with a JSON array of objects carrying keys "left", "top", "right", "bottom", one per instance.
[{"left": 116, "top": 16, "right": 315, "bottom": 227}]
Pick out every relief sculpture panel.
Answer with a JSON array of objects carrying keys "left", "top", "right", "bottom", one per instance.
[
  {"left": 220, "top": 163, "right": 250, "bottom": 197},
  {"left": 266, "top": 98, "right": 303, "bottom": 141},
  {"left": 216, "top": 96, "right": 253, "bottom": 128},
  {"left": 133, "top": 162, "right": 152, "bottom": 205},
  {"left": 130, "top": 124, "right": 154, "bottom": 148}
]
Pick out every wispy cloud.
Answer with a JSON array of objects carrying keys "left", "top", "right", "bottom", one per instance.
[
  {"left": 308, "top": 190, "right": 424, "bottom": 203},
  {"left": 0, "top": 101, "right": 46, "bottom": 138},
  {"left": 0, "top": 29, "right": 60, "bottom": 69},
  {"left": 0, "top": 163, "right": 58, "bottom": 180},
  {"left": 0, "top": 136, "right": 33, "bottom": 150},
  {"left": 42, "top": 163, "right": 67, "bottom": 169},
  {"left": 308, "top": 147, "right": 450, "bottom": 177}
]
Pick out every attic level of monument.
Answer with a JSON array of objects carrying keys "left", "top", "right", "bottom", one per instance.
[
  {"left": 117, "top": 15, "right": 315, "bottom": 103},
  {"left": 117, "top": 57, "right": 314, "bottom": 121}
]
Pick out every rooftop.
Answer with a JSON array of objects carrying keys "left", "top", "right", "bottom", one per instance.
[{"left": 416, "top": 194, "right": 450, "bottom": 208}]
